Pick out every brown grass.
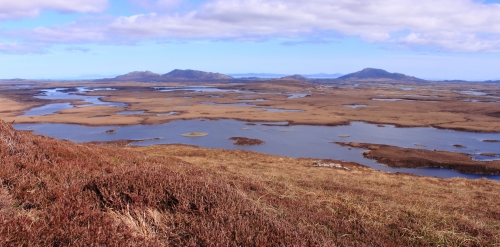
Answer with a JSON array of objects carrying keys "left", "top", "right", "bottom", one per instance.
[
  {"left": 3, "top": 80, "right": 500, "bottom": 132},
  {"left": 140, "top": 144, "right": 500, "bottom": 246},
  {"left": 1, "top": 119, "right": 500, "bottom": 246}
]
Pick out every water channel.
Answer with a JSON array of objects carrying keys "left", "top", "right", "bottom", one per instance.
[
  {"left": 21, "top": 87, "right": 127, "bottom": 116},
  {"left": 14, "top": 119, "right": 500, "bottom": 180}
]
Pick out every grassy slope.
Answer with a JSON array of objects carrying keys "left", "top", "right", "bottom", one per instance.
[{"left": 1, "top": 120, "right": 500, "bottom": 246}]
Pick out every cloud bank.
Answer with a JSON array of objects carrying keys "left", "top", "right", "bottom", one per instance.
[
  {"left": 3, "top": 0, "right": 500, "bottom": 52},
  {"left": 130, "top": 0, "right": 184, "bottom": 11},
  {"left": 0, "top": 0, "right": 108, "bottom": 19}
]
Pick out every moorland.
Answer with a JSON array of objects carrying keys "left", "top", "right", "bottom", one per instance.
[{"left": 1, "top": 68, "right": 500, "bottom": 245}]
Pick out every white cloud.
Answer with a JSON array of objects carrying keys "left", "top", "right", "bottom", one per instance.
[
  {"left": 130, "top": 0, "right": 183, "bottom": 11},
  {"left": 4, "top": 0, "right": 500, "bottom": 52},
  {"left": 0, "top": 0, "right": 108, "bottom": 19}
]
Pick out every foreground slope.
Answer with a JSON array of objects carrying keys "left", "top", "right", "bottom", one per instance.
[{"left": 1, "top": 120, "right": 500, "bottom": 246}]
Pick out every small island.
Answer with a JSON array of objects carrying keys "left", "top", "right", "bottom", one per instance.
[
  {"left": 483, "top": 140, "right": 500, "bottom": 143},
  {"left": 181, "top": 132, "right": 208, "bottom": 137},
  {"left": 229, "top": 137, "right": 265, "bottom": 146}
]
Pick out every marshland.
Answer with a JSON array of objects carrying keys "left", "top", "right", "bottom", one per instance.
[{"left": 1, "top": 74, "right": 500, "bottom": 246}]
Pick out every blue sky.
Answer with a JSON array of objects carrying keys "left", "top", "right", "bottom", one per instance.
[{"left": 1, "top": 0, "right": 500, "bottom": 80}]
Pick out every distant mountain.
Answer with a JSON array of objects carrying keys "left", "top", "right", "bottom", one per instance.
[
  {"left": 102, "top": 69, "right": 233, "bottom": 82},
  {"left": 229, "top": 73, "right": 343, "bottom": 79},
  {"left": 228, "top": 73, "right": 287, "bottom": 78},
  {"left": 280, "top": 74, "right": 310, "bottom": 81},
  {"left": 114, "top": 71, "right": 161, "bottom": 81},
  {"left": 0, "top": 78, "right": 26, "bottom": 82},
  {"left": 163, "top": 69, "right": 233, "bottom": 80},
  {"left": 339, "top": 68, "right": 423, "bottom": 81},
  {"left": 439, "top": 80, "right": 469, "bottom": 83},
  {"left": 53, "top": 74, "right": 118, "bottom": 80},
  {"left": 304, "top": 73, "right": 344, "bottom": 79}
]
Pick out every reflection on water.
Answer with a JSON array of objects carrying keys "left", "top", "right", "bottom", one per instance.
[
  {"left": 287, "top": 94, "right": 310, "bottom": 99},
  {"left": 343, "top": 104, "right": 369, "bottom": 108},
  {"left": 22, "top": 87, "right": 128, "bottom": 117},
  {"left": 461, "top": 99, "right": 499, "bottom": 103},
  {"left": 22, "top": 103, "right": 73, "bottom": 116},
  {"left": 157, "top": 111, "right": 179, "bottom": 117},
  {"left": 241, "top": 98, "right": 267, "bottom": 102},
  {"left": 14, "top": 119, "right": 500, "bottom": 180},
  {"left": 261, "top": 108, "right": 304, "bottom": 112},
  {"left": 372, "top": 98, "right": 405, "bottom": 101},
  {"left": 200, "top": 102, "right": 257, "bottom": 107},
  {"left": 372, "top": 98, "right": 437, "bottom": 102},
  {"left": 34, "top": 87, "right": 127, "bottom": 108},
  {"left": 403, "top": 94, "right": 439, "bottom": 98},
  {"left": 199, "top": 102, "right": 304, "bottom": 112},
  {"left": 153, "top": 86, "right": 242, "bottom": 93},
  {"left": 459, "top": 90, "right": 488, "bottom": 96},
  {"left": 77, "top": 87, "right": 116, "bottom": 92}
]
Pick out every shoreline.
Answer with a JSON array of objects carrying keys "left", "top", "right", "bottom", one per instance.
[
  {"left": 13, "top": 118, "right": 500, "bottom": 179},
  {"left": 10, "top": 115, "right": 500, "bottom": 133},
  {"left": 336, "top": 142, "right": 500, "bottom": 175}
]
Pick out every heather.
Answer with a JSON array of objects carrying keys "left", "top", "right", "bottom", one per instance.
[{"left": 1, "top": 120, "right": 500, "bottom": 246}]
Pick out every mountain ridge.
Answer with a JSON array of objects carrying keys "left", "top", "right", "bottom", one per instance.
[
  {"left": 339, "top": 68, "right": 423, "bottom": 81},
  {"left": 164, "top": 69, "right": 233, "bottom": 80},
  {"left": 229, "top": 73, "right": 344, "bottom": 79},
  {"left": 100, "top": 69, "right": 233, "bottom": 82},
  {"left": 280, "top": 74, "right": 310, "bottom": 81}
]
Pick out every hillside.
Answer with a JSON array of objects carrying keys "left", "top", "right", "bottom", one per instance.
[
  {"left": 1, "top": 120, "right": 500, "bottom": 246},
  {"left": 339, "top": 68, "right": 423, "bottom": 81},
  {"left": 163, "top": 69, "right": 233, "bottom": 80},
  {"left": 280, "top": 74, "right": 310, "bottom": 81},
  {"left": 105, "top": 69, "right": 233, "bottom": 82},
  {"left": 114, "top": 71, "right": 162, "bottom": 81}
]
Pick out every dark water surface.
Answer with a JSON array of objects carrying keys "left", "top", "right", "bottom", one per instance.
[
  {"left": 287, "top": 94, "right": 310, "bottom": 99},
  {"left": 34, "top": 88, "right": 127, "bottom": 108},
  {"left": 22, "top": 103, "right": 74, "bottom": 116},
  {"left": 343, "top": 104, "right": 370, "bottom": 108},
  {"left": 14, "top": 119, "right": 500, "bottom": 180},
  {"left": 153, "top": 86, "right": 242, "bottom": 93},
  {"left": 21, "top": 87, "right": 128, "bottom": 117}
]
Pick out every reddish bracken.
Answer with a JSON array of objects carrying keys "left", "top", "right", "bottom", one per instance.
[
  {"left": 1, "top": 120, "right": 500, "bottom": 246},
  {"left": 0, "top": 121, "right": 326, "bottom": 246}
]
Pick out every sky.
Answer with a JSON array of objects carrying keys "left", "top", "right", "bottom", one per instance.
[{"left": 1, "top": 0, "right": 500, "bottom": 80}]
